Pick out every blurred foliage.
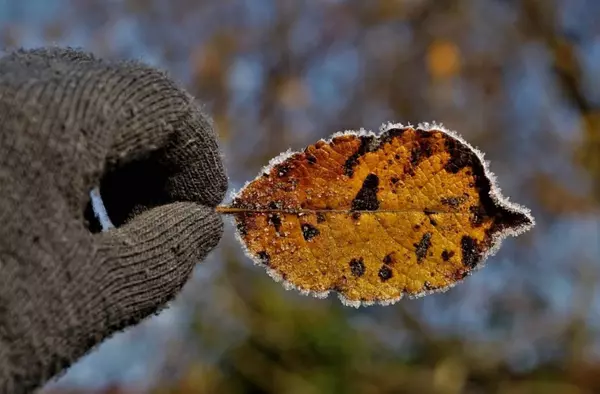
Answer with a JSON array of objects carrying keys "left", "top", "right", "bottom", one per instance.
[{"left": 5, "top": 0, "right": 599, "bottom": 393}]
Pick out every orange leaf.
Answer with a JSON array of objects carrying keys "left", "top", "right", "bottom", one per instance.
[{"left": 218, "top": 123, "right": 534, "bottom": 307}]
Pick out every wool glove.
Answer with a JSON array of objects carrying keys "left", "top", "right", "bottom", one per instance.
[{"left": 0, "top": 47, "right": 227, "bottom": 394}]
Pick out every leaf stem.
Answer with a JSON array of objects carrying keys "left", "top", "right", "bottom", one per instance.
[
  {"left": 215, "top": 206, "right": 252, "bottom": 214},
  {"left": 215, "top": 206, "right": 459, "bottom": 215}
]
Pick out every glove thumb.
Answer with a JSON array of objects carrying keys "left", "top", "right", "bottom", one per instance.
[{"left": 94, "top": 202, "right": 222, "bottom": 324}]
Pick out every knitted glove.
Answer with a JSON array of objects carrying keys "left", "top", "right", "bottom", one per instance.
[{"left": 0, "top": 47, "right": 227, "bottom": 394}]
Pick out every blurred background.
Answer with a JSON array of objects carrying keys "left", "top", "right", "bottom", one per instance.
[{"left": 2, "top": 0, "right": 600, "bottom": 393}]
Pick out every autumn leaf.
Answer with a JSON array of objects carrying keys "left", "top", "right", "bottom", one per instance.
[{"left": 218, "top": 122, "right": 535, "bottom": 307}]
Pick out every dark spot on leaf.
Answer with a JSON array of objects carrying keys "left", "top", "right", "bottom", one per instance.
[
  {"left": 268, "top": 213, "right": 282, "bottom": 233},
  {"left": 343, "top": 135, "right": 376, "bottom": 177},
  {"left": 413, "top": 224, "right": 421, "bottom": 231},
  {"left": 390, "top": 176, "right": 399, "bottom": 185},
  {"left": 410, "top": 147, "right": 421, "bottom": 167},
  {"left": 441, "top": 250, "right": 455, "bottom": 261},
  {"left": 443, "top": 138, "right": 473, "bottom": 173},
  {"left": 230, "top": 197, "right": 245, "bottom": 209},
  {"left": 414, "top": 232, "right": 432, "bottom": 263},
  {"left": 403, "top": 163, "right": 416, "bottom": 176},
  {"left": 378, "top": 265, "right": 393, "bottom": 281},
  {"left": 470, "top": 205, "right": 486, "bottom": 226},
  {"left": 306, "top": 154, "right": 317, "bottom": 164},
  {"left": 351, "top": 173, "right": 380, "bottom": 211},
  {"left": 383, "top": 253, "right": 394, "bottom": 265},
  {"left": 423, "top": 281, "right": 435, "bottom": 291},
  {"left": 410, "top": 130, "right": 434, "bottom": 167},
  {"left": 236, "top": 220, "right": 248, "bottom": 236},
  {"left": 349, "top": 258, "right": 365, "bottom": 277},
  {"left": 461, "top": 236, "right": 479, "bottom": 269},
  {"left": 276, "top": 163, "right": 291, "bottom": 177},
  {"left": 450, "top": 268, "right": 468, "bottom": 281},
  {"left": 423, "top": 208, "right": 437, "bottom": 226},
  {"left": 316, "top": 213, "right": 326, "bottom": 223},
  {"left": 351, "top": 211, "right": 361, "bottom": 220},
  {"left": 440, "top": 196, "right": 465, "bottom": 208},
  {"left": 257, "top": 251, "right": 271, "bottom": 266},
  {"left": 237, "top": 213, "right": 259, "bottom": 235},
  {"left": 301, "top": 223, "right": 320, "bottom": 241},
  {"left": 379, "top": 127, "right": 408, "bottom": 146},
  {"left": 395, "top": 154, "right": 401, "bottom": 160}
]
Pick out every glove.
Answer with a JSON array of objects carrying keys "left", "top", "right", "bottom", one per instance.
[{"left": 0, "top": 47, "right": 228, "bottom": 394}]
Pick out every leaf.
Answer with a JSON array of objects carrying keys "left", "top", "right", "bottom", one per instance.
[{"left": 219, "top": 122, "right": 535, "bottom": 307}]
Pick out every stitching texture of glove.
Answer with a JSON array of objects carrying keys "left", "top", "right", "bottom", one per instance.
[{"left": 0, "top": 47, "right": 228, "bottom": 394}]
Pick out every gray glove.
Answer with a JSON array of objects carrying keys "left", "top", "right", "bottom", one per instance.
[{"left": 0, "top": 47, "right": 227, "bottom": 394}]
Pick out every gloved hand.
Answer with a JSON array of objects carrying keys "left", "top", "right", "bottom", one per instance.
[{"left": 0, "top": 47, "right": 227, "bottom": 394}]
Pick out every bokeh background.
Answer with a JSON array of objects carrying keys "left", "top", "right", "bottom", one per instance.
[{"left": 2, "top": 0, "right": 600, "bottom": 393}]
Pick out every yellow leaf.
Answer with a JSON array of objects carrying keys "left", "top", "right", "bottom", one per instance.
[{"left": 218, "top": 123, "right": 534, "bottom": 307}]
